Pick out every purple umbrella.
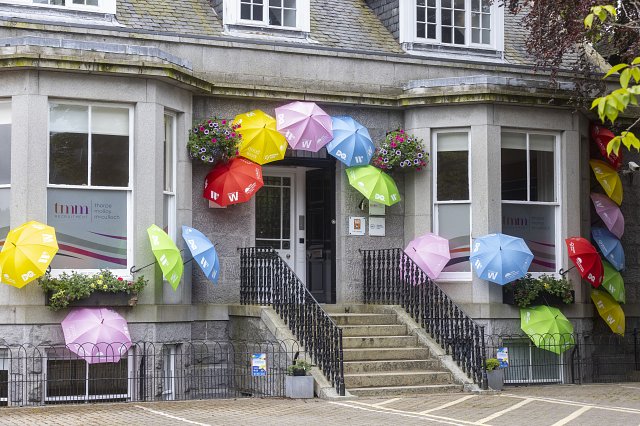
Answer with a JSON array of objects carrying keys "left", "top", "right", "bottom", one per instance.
[
  {"left": 405, "top": 233, "right": 451, "bottom": 280},
  {"left": 275, "top": 101, "right": 333, "bottom": 152},
  {"left": 591, "top": 193, "right": 624, "bottom": 238},
  {"left": 61, "top": 307, "right": 132, "bottom": 364}
]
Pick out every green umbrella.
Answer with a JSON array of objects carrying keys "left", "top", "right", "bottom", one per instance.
[
  {"left": 147, "top": 224, "right": 183, "bottom": 291},
  {"left": 602, "top": 259, "right": 625, "bottom": 303},
  {"left": 520, "top": 305, "right": 575, "bottom": 355},
  {"left": 346, "top": 165, "right": 401, "bottom": 207}
]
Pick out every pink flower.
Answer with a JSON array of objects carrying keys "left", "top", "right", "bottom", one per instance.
[
  {"left": 211, "top": 138, "right": 217, "bottom": 143},
  {"left": 222, "top": 120, "right": 227, "bottom": 125},
  {"left": 231, "top": 133, "right": 236, "bottom": 137},
  {"left": 235, "top": 150, "right": 239, "bottom": 155},
  {"left": 199, "top": 126, "right": 205, "bottom": 131},
  {"left": 390, "top": 142, "right": 397, "bottom": 148},
  {"left": 117, "top": 277, "right": 124, "bottom": 281},
  {"left": 399, "top": 129, "right": 404, "bottom": 133}
]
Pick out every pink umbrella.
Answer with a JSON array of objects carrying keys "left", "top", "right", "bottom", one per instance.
[
  {"left": 275, "top": 101, "right": 333, "bottom": 152},
  {"left": 405, "top": 233, "right": 451, "bottom": 280},
  {"left": 591, "top": 193, "right": 624, "bottom": 239},
  {"left": 61, "top": 308, "right": 132, "bottom": 364}
]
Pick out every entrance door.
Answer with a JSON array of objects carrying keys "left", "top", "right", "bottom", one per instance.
[
  {"left": 306, "top": 168, "right": 335, "bottom": 303},
  {"left": 255, "top": 173, "right": 295, "bottom": 269}
]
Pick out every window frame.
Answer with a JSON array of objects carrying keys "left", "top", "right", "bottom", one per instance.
[
  {"left": 500, "top": 130, "right": 561, "bottom": 277},
  {"left": 46, "top": 100, "right": 134, "bottom": 277},
  {"left": 163, "top": 112, "right": 177, "bottom": 243},
  {"left": 224, "top": 0, "right": 311, "bottom": 32},
  {"left": 432, "top": 129, "right": 472, "bottom": 281},
  {"left": 0, "top": 0, "right": 116, "bottom": 14},
  {"left": 0, "top": 100, "right": 11, "bottom": 250}
]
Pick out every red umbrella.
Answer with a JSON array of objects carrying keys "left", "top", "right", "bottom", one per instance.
[
  {"left": 565, "top": 237, "right": 603, "bottom": 287},
  {"left": 590, "top": 123, "right": 622, "bottom": 170},
  {"left": 203, "top": 157, "right": 264, "bottom": 207}
]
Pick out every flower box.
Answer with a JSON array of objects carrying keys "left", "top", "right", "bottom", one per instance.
[
  {"left": 502, "top": 286, "right": 574, "bottom": 307},
  {"left": 45, "top": 291, "right": 138, "bottom": 308}
]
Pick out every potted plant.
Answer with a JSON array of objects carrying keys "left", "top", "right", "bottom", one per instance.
[
  {"left": 485, "top": 358, "right": 504, "bottom": 391},
  {"left": 371, "top": 129, "right": 428, "bottom": 172},
  {"left": 503, "top": 273, "right": 574, "bottom": 308},
  {"left": 285, "top": 359, "right": 314, "bottom": 398},
  {"left": 39, "top": 270, "right": 147, "bottom": 311},
  {"left": 187, "top": 117, "right": 242, "bottom": 166}
]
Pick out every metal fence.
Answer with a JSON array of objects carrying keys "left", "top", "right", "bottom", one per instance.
[
  {"left": 485, "top": 329, "right": 640, "bottom": 385},
  {"left": 0, "top": 339, "right": 301, "bottom": 407}
]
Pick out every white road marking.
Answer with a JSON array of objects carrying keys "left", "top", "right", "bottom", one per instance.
[
  {"left": 501, "top": 394, "right": 640, "bottom": 414},
  {"left": 550, "top": 406, "right": 592, "bottom": 426},
  {"left": 419, "top": 395, "right": 476, "bottom": 414},
  {"left": 371, "top": 397, "right": 402, "bottom": 406},
  {"left": 134, "top": 405, "right": 211, "bottom": 426},
  {"left": 341, "top": 400, "right": 481, "bottom": 425},
  {"left": 329, "top": 401, "right": 466, "bottom": 425},
  {"left": 476, "top": 398, "right": 533, "bottom": 424},
  {"left": 620, "top": 385, "right": 640, "bottom": 391}
]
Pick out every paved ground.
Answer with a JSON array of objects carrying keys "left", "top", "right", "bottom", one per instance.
[{"left": 2, "top": 384, "right": 640, "bottom": 425}]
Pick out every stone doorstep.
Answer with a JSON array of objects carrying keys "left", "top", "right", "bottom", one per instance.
[
  {"left": 342, "top": 347, "right": 432, "bottom": 362},
  {"left": 329, "top": 313, "right": 398, "bottom": 326},
  {"left": 342, "top": 359, "right": 444, "bottom": 374},
  {"left": 344, "top": 371, "right": 454, "bottom": 388},
  {"left": 347, "top": 383, "right": 463, "bottom": 397},
  {"left": 339, "top": 324, "right": 408, "bottom": 337},
  {"left": 342, "top": 335, "right": 418, "bottom": 349}
]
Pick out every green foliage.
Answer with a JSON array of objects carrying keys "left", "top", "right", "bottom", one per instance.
[
  {"left": 371, "top": 129, "right": 428, "bottom": 172},
  {"left": 38, "top": 270, "right": 147, "bottom": 311},
  {"left": 506, "top": 273, "right": 574, "bottom": 308},
  {"left": 584, "top": 5, "right": 617, "bottom": 29},
  {"left": 485, "top": 358, "right": 500, "bottom": 371},
  {"left": 286, "top": 359, "right": 312, "bottom": 376},
  {"left": 188, "top": 117, "right": 242, "bottom": 165}
]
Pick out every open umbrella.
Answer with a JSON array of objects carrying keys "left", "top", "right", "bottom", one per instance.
[
  {"left": 590, "top": 193, "right": 624, "bottom": 238},
  {"left": 326, "top": 116, "right": 375, "bottom": 167},
  {"left": 62, "top": 307, "right": 131, "bottom": 364},
  {"left": 520, "top": 305, "right": 575, "bottom": 355},
  {"left": 469, "top": 233, "right": 533, "bottom": 285},
  {"left": 182, "top": 225, "right": 220, "bottom": 284},
  {"left": 601, "top": 260, "right": 625, "bottom": 304},
  {"left": 590, "top": 123, "right": 622, "bottom": 169},
  {"left": 589, "top": 159, "right": 623, "bottom": 205},
  {"left": 234, "top": 110, "right": 287, "bottom": 165},
  {"left": 147, "top": 224, "right": 183, "bottom": 291},
  {"left": 591, "top": 227, "right": 625, "bottom": 271},
  {"left": 203, "top": 157, "right": 264, "bottom": 207},
  {"left": 275, "top": 101, "right": 333, "bottom": 152},
  {"left": 0, "top": 220, "right": 58, "bottom": 288},
  {"left": 565, "top": 237, "right": 603, "bottom": 287},
  {"left": 346, "top": 165, "right": 400, "bottom": 207},
  {"left": 591, "top": 289, "right": 625, "bottom": 336},
  {"left": 404, "top": 233, "right": 451, "bottom": 280}
]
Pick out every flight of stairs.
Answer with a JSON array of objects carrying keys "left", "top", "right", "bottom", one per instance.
[{"left": 326, "top": 305, "right": 463, "bottom": 397}]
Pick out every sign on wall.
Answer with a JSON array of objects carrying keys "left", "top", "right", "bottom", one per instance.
[
  {"left": 251, "top": 353, "right": 267, "bottom": 377},
  {"left": 369, "top": 217, "right": 385, "bottom": 237},
  {"left": 348, "top": 217, "right": 366, "bottom": 236}
]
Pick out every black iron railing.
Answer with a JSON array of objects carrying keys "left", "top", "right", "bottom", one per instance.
[
  {"left": 362, "top": 248, "right": 487, "bottom": 388},
  {"left": 239, "top": 247, "right": 345, "bottom": 396}
]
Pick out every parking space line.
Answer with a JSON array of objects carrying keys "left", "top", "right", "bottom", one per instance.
[
  {"left": 550, "top": 406, "right": 592, "bottom": 426},
  {"left": 329, "top": 401, "right": 466, "bottom": 425},
  {"left": 339, "top": 400, "right": 480, "bottom": 425},
  {"left": 134, "top": 405, "right": 211, "bottom": 426},
  {"left": 476, "top": 398, "right": 533, "bottom": 424},
  {"left": 371, "top": 398, "right": 402, "bottom": 406},
  {"left": 501, "top": 394, "right": 640, "bottom": 414},
  {"left": 419, "top": 395, "right": 476, "bottom": 414}
]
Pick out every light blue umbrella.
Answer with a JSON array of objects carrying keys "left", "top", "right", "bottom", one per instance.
[
  {"left": 326, "top": 116, "right": 374, "bottom": 167},
  {"left": 470, "top": 233, "right": 533, "bottom": 285},
  {"left": 592, "top": 227, "right": 625, "bottom": 271},
  {"left": 182, "top": 225, "right": 220, "bottom": 284}
]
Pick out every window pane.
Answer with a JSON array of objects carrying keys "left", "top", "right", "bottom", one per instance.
[
  {"left": 427, "top": 8, "right": 436, "bottom": 23},
  {"left": 0, "top": 123, "right": 10, "bottom": 185},
  {"left": 88, "top": 359, "right": 128, "bottom": 396},
  {"left": 91, "top": 135, "right": 129, "bottom": 187},
  {"left": 454, "top": 0, "right": 464, "bottom": 8},
  {"left": 482, "top": 29, "right": 491, "bottom": 44},
  {"left": 454, "top": 10, "right": 465, "bottom": 26},
  {"left": 442, "top": 27, "right": 452, "bottom": 43},
  {"left": 46, "top": 359, "right": 86, "bottom": 397},
  {"left": 283, "top": 9, "right": 296, "bottom": 27},
  {"left": 502, "top": 203, "right": 556, "bottom": 272},
  {"left": 427, "top": 24, "right": 436, "bottom": 39},
  {"left": 441, "top": 9, "right": 451, "bottom": 26},
  {"left": 255, "top": 186, "right": 282, "bottom": 240},
  {"left": 417, "top": 7, "right": 425, "bottom": 22},
  {"left": 270, "top": 0, "right": 281, "bottom": 5},
  {"left": 284, "top": 0, "right": 295, "bottom": 7},
  {"left": 437, "top": 203, "right": 470, "bottom": 273},
  {"left": 48, "top": 188, "right": 128, "bottom": 269},
  {"left": 436, "top": 132, "right": 469, "bottom": 201},
  {"left": 417, "top": 23, "right": 426, "bottom": 38},
  {"left": 49, "top": 132, "right": 89, "bottom": 185},
  {"left": 92, "top": 107, "right": 129, "bottom": 136},
  {"left": 283, "top": 187, "right": 290, "bottom": 239},
  {"left": 254, "top": 4, "right": 263, "bottom": 20},
  {"left": 269, "top": 7, "right": 282, "bottom": 25},
  {"left": 164, "top": 115, "right": 175, "bottom": 193},
  {"left": 454, "top": 28, "right": 465, "bottom": 44},
  {"left": 472, "top": 28, "right": 480, "bottom": 43},
  {"left": 530, "top": 134, "right": 555, "bottom": 202},
  {"left": 482, "top": 13, "right": 491, "bottom": 28},
  {"left": 241, "top": 3, "right": 251, "bottom": 19},
  {"left": 50, "top": 104, "right": 88, "bottom": 133},
  {"left": 0, "top": 188, "right": 8, "bottom": 246}
]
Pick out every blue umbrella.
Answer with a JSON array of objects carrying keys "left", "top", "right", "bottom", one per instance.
[
  {"left": 469, "top": 233, "right": 534, "bottom": 285},
  {"left": 591, "top": 227, "right": 625, "bottom": 271},
  {"left": 182, "top": 225, "right": 220, "bottom": 284},
  {"left": 326, "top": 116, "right": 375, "bottom": 167}
]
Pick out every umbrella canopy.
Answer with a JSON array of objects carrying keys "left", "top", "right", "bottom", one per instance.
[
  {"left": 589, "top": 159, "right": 623, "bottom": 205},
  {"left": 346, "top": 165, "right": 400, "bottom": 206},
  {"left": 520, "top": 305, "right": 575, "bottom": 355},
  {"left": 601, "top": 260, "right": 625, "bottom": 304},
  {"left": 591, "top": 227, "right": 625, "bottom": 271},
  {"left": 182, "top": 225, "right": 220, "bottom": 284},
  {"left": 234, "top": 110, "right": 287, "bottom": 165},
  {"left": 203, "top": 157, "right": 264, "bottom": 207},
  {"left": 590, "top": 123, "right": 622, "bottom": 169},
  {"left": 591, "top": 289, "right": 625, "bottom": 336},
  {"left": 469, "top": 233, "right": 533, "bottom": 285},
  {"left": 404, "top": 233, "right": 451, "bottom": 280},
  {"left": 565, "top": 237, "right": 603, "bottom": 287},
  {"left": 326, "top": 116, "right": 375, "bottom": 167},
  {"left": 0, "top": 221, "right": 58, "bottom": 288},
  {"left": 147, "top": 224, "right": 183, "bottom": 291},
  {"left": 590, "top": 193, "right": 624, "bottom": 239},
  {"left": 62, "top": 307, "right": 132, "bottom": 364},
  {"left": 274, "top": 101, "right": 333, "bottom": 152}
]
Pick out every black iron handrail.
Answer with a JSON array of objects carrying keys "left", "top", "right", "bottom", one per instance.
[
  {"left": 361, "top": 248, "right": 487, "bottom": 388},
  {"left": 239, "top": 247, "right": 345, "bottom": 396}
]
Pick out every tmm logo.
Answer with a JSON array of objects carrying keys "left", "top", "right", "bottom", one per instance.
[{"left": 54, "top": 202, "right": 89, "bottom": 215}]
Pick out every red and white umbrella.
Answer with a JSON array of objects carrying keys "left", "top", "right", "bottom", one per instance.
[
  {"left": 203, "top": 157, "right": 264, "bottom": 207},
  {"left": 275, "top": 101, "right": 333, "bottom": 152}
]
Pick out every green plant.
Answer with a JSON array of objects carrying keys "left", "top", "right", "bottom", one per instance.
[
  {"left": 188, "top": 117, "right": 242, "bottom": 165},
  {"left": 507, "top": 273, "right": 574, "bottom": 308},
  {"left": 371, "top": 129, "right": 428, "bottom": 172},
  {"left": 485, "top": 358, "right": 500, "bottom": 372},
  {"left": 38, "top": 270, "right": 147, "bottom": 311},
  {"left": 286, "top": 359, "right": 312, "bottom": 376}
]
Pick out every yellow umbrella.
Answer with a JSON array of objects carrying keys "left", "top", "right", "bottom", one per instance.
[
  {"left": 591, "top": 288, "right": 625, "bottom": 336},
  {"left": 0, "top": 221, "right": 58, "bottom": 288},
  {"left": 234, "top": 110, "right": 287, "bottom": 165},
  {"left": 589, "top": 159, "right": 623, "bottom": 205}
]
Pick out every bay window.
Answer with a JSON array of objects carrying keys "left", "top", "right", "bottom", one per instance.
[
  {"left": 224, "top": 0, "right": 311, "bottom": 32},
  {"left": 0, "top": 101, "right": 10, "bottom": 249},
  {"left": 501, "top": 131, "right": 559, "bottom": 273}
]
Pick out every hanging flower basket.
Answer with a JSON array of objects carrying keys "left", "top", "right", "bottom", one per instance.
[
  {"left": 188, "top": 117, "right": 242, "bottom": 166},
  {"left": 371, "top": 129, "right": 428, "bottom": 172}
]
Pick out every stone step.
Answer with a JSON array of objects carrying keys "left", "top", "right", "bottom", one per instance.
[
  {"left": 343, "top": 335, "right": 417, "bottom": 349},
  {"left": 340, "top": 324, "right": 408, "bottom": 337},
  {"left": 330, "top": 313, "right": 398, "bottom": 326},
  {"left": 323, "top": 304, "right": 390, "bottom": 314},
  {"left": 343, "top": 347, "right": 430, "bottom": 361},
  {"left": 344, "top": 371, "right": 453, "bottom": 388},
  {"left": 348, "top": 383, "right": 463, "bottom": 397},
  {"left": 343, "top": 359, "right": 443, "bottom": 374}
]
